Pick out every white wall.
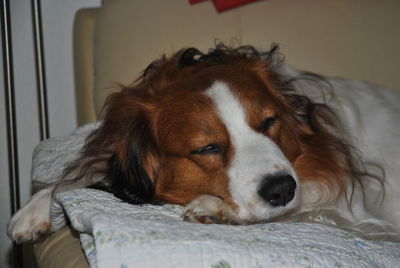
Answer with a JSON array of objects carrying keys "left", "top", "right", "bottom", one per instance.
[
  {"left": 0, "top": 0, "right": 99, "bottom": 267},
  {"left": 41, "top": 0, "right": 100, "bottom": 137}
]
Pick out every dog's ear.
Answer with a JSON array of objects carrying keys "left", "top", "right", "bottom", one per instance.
[
  {"left": 280, "top": 87, "right": 363, "bottom": 204},
  {"left": 90, "top": 117, "right": 159, "bottom": 204}
]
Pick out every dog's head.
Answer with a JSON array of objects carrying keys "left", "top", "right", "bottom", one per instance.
[{"left": 67, "top": 45, "right": 360, "bottom": 223}]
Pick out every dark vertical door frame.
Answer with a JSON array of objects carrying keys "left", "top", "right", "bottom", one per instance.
[
  {"left": 2, "top": 0, "right": 20, "bottom": 217},
  {"left": 1, "top": 0, "right": 22, "bottom": 267},
  {"left": 1, "top": 0, "right": 50, "bottom": 266},
  {"left": 32, "top": 0, "right": 50, "bottom": 140}
]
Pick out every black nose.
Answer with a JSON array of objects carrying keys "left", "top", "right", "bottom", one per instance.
[{"left": 258, "top": 173, "right": 296, "bottom": 207}]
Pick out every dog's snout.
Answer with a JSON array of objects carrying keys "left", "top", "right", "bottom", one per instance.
[{"left": 258, "top": 173, "right": 296, "bottom": 207}]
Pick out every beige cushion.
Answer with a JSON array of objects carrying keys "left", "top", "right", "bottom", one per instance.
[
  {"left": 33, "top": 227, "right": 88, "bottom": 268},
  {"left": 93, "top": 0, "right": 243, "bottom": 116},
  {"left": 73, "top": 8, "right": 98, "bottom": 126},
  {"left": 92, "top": 0, "right": 400, "bottom": 118}
]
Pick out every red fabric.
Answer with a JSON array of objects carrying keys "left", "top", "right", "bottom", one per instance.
[
  {"left": 213, "top": 0, "right": 262, "bottom": 12},
  {"left": 188, "top": 0, "right": 262, "bottom": 12}
]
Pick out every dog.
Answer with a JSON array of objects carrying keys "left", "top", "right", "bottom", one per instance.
[{"left": 8, "top": 45, "right": 400, "bottom": 242}]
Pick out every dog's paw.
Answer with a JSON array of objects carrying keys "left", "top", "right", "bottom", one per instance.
[
  {"left": 182, "top": 195, "right": 244, "bottom": 225},
  {"left": 7, "top": 188, "right": 53, "bottom": 243},
  {"left": 8, "top": 206, "right": 51, "bottom": 243}
]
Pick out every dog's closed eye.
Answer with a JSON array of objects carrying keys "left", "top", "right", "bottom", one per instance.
[
  {"left": 191, "top": 144, "right": 223, "bottom": 155},
  {"left": 260, "top": 117, "right": 278, "bottom": 133}
]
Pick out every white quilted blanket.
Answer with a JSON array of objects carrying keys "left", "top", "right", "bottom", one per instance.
[{"left": 33, "top": 123, "right": 400, "bottom": 268}]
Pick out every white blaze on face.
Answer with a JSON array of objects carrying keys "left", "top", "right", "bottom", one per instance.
[{"left": 206, "top": 81, "right": 300, "bottom": 221}]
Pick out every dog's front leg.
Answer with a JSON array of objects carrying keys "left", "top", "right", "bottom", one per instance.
[
  {"left": 182, "top": 195, "right": 246, "bottom": 225},
  {"left": 7, "top": 186, "right": 53, "bottom": 243}
]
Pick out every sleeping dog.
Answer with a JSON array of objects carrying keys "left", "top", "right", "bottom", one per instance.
[{"left": 8, "top": 45, "right": 400, "bottom": 242}]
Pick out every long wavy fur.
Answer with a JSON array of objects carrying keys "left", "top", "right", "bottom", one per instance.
[{"left": 56, "top": 44, "right": 384, "bottom": 209}]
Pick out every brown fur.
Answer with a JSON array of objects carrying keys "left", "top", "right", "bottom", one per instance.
[{"left": 60, "top": 45, "right": 372, "bottom": 210}]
